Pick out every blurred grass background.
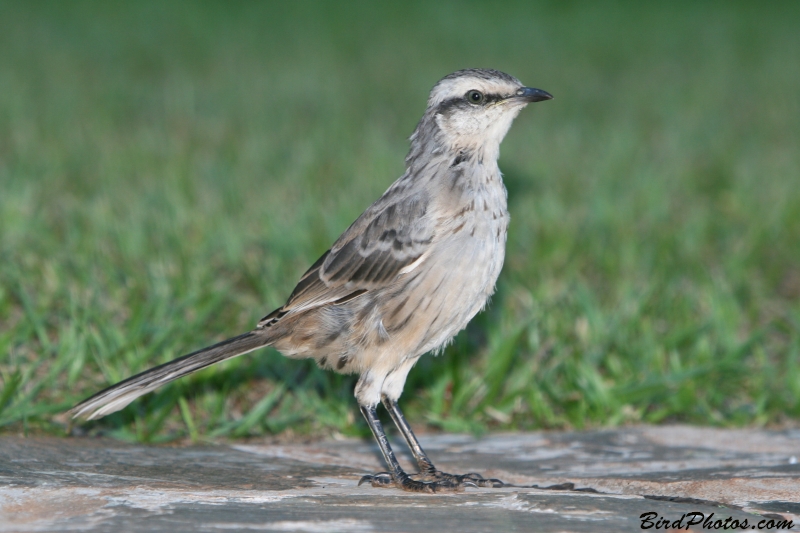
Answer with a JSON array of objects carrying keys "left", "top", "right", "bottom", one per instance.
[{"left": 1, "top": 0, "right": 799, "bottom": 442}]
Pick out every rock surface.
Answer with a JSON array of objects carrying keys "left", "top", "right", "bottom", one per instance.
[{"left": 1, "top": 426, "right": 798, "bottom": 532}]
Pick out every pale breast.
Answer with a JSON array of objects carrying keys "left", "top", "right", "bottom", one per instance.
[
  {"left": 380, "top": 171, "right": 509, "bottom": 358},
  {"left": 273, "top": 163, "right": 509, "bottom": 374}
]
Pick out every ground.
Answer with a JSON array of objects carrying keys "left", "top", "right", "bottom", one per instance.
[{"left": 2, "top": 426, "right": 797, "bottom": 532}]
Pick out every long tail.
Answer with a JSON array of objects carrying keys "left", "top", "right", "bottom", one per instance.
[{"left": 70, "top": 330, "right": 272, "bottom": 420}]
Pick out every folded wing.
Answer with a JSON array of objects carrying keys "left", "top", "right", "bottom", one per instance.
[{"left": 259, "top": 191, "right": 434, "bottom": 327}]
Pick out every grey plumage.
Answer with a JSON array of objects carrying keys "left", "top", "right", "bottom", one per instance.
[
  {"left": 71, "top": 332, "right": 269, "bottom": 420},
  {"left": 70, "top": 69, "right": 552, "bottom": 492}
]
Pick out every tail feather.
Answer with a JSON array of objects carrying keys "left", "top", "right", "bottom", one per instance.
[{"left": 70, "top": 331, "right": 271, "bottom": 420}]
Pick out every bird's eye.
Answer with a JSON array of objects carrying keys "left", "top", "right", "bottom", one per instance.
[{"left": 466, "top": 90, "right": 484, "bottom": 104}]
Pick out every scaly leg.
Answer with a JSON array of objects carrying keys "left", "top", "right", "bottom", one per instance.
[
  {"left": 381, "top": 396, "right": 504, "bottom": 488},
  {"left": 357, "top": 404, "right": 469, "bottom": 493}
]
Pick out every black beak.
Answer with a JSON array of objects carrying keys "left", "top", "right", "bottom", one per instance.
[{"left": 515, "top": 87, "right": 553, "bottom": 103}]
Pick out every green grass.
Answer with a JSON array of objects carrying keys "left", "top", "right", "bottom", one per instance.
[{"left": 1, "top": 1, "right": 799, "bottom": 442}]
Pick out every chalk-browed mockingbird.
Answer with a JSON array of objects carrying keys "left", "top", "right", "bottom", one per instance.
[{"left": 71, "top": 68, "right": 553, "bottom": 493}]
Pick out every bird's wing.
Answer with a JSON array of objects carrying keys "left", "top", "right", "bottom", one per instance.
[{"left": 258, "top": 191, "right": 433, "bottom": 327}]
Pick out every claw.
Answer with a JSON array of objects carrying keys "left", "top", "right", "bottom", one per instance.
[
  {"left": 359, "top": 471, "right": 473, "bottom": 493},
  {"left": 423, "top": 469, "right": 506, "bottom": 488},
  {"left": 462, "top": 473, "right": 504, "bottom": 488},
  {"left": 414, "top": 478, "right": 463, "bottom": 493},
  {"left": 358, "top": 472, "right": 393, "bottom": 487},
  {"left": 359, "top": 468, "right": 505, "bottom": 492}
]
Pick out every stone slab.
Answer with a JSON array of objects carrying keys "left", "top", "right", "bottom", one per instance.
[{"left": 1, "top": 426, "right": 798, "bottom": 532}]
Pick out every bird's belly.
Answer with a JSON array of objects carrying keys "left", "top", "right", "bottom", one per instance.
[
  {"left": 389, "top": 214, "right": 508, "bottom": 357},
  {"left": 277, "top": 211, "right": 508, "bottom": 374}
]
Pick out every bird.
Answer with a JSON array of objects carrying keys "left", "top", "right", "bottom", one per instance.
[{"left": 70, "top": 68, "right": 553, "bottom": 493}]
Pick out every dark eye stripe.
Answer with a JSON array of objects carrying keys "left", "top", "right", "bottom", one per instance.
[
  {"left": 436, "top": 93, "right": 505, "bottom": 113},
  {"left": 482, "top": 94, "right": 504, "bottom": 105}
]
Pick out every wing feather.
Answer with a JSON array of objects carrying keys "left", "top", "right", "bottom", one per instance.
[{"left": 258, "top": 191, "right": 434, "bottom": 328}]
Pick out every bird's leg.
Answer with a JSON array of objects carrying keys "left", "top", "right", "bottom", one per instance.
[
  {"left": 381, "top": 396, "right": 505, "bottom": 488},
  {"left": 357, "top": 404, "right": 469, "bottom": 493}
]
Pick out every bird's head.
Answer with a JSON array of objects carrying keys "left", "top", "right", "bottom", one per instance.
[{"left": 419, "top": 69, "right": 552, "bottom": 161}]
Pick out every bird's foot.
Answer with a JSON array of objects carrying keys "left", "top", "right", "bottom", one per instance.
[
  {"left": 415, "top": 468, "right": 505, "bottom": 488},
  {"left": 358, "top": 471, "right": 394, "bottom": 488},
  {"left": 358, "top": 471, "right": 474, "bottom": 493}
]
